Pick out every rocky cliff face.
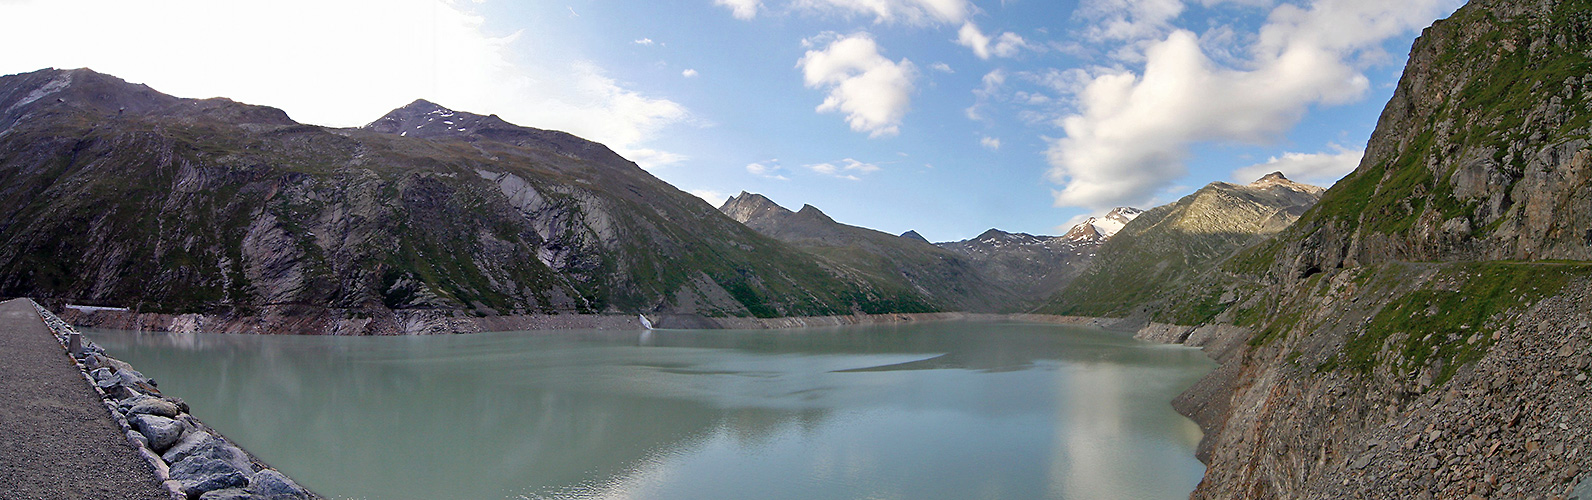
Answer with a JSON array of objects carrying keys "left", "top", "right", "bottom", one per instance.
[
  {"left": 1283, "top": 0, "right": 1592, "bottom": 277},
  {"left": 1147, "top": 1, "right": 1592, "bottom": 497},
  {"left": 0, "top": 68, "right": 937, "bottom": 332},
  {"left": 935, "top": 206, "right": 1142, "bottom": 303},
  {"left": 1041, "top": 173, "right": 1323, "bottom": 323},
  {"left": 719, "top": 192, "right": 1015, "bottom": 312}
]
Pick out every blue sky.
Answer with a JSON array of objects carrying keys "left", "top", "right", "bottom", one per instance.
[{"left": 0, "top": 0, "right": 1462, "bottom": 241}]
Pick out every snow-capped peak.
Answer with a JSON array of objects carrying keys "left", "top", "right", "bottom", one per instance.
[{"left": 1062, "top": 206, "right": 1143, "bottom": 243}]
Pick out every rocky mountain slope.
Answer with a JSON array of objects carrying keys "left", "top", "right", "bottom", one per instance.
[
  {"left": 1040, "top": 173, "right": 1323, "bottom": 323},
  {"left": 0, "top": 68, "right": 940, "bottom": 333},
  {"left": 1115, "top": 0, "right": 1592, "bottom": 497},
  {"left": 719, "top": 192, "right": 1018, "bottom": 312},
  {"left": 935, "top": 207, "right": 1142, "bottom": 302}
]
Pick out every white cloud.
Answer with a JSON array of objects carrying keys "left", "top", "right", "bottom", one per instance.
[
  {"left": 746, "top": 161, "right": 790, "bottom": 180},
  {"left": 965, "top": 68, "right": 1007, "bottom": 122},
  {"left": 715, "top": 0, "right": 762, "bottom": 20},
  {"left": 798, "top": 33, "right": 917, "bottom": 138},
  {"left": 624, "top": 148, "right": 689, "bottom": 170},
  {"left": 0, "top": 0, "right": 692, "bottom": 170},
  {"left": 1231, "top": 145, "right": 1362, "bottom": 186},
  {"left": 929, "top": 62, "right": 954, "bottom": 73},
  {"left": 980, "top": 136, "right": 1001, "bottom": 149},
  {"left": 956, "top": 22, "right": 1032, "bottom": 60},
  {"left": 1079, "top": 0, "right": 1186, "bottom": 43},
  {"left": 682, "top": 69, "right": 699, "bottom": 78},
  {"left": 806, "top": 158, "right": 880, "bottom": 180},
  {"left": 792, "top": 0, "right": 971, "bottom": 25},
  {"left": 1045, "top": 0, "right": 1458, "bottom": 211},
  {"left": 689, "top": 189, "right": 729, "bottom": 205},
  {"left": 634, "top": 38, "right": 655, "bottom": 45}
]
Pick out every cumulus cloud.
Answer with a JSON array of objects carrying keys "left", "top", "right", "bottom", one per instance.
[
  {"left": 1079, "top": 0, "right": 1186, "bottom": 43},
  {"left": 746, "top": 160, "right": 790, "bottom": 180},
  {"left": 806, "top": 158, "right": 880, "bottom": 180},
  {"left": 682, "top": 69, "right": 699, "bottom": 78},
  {"left": 929, "top": 62, "right": 954, "bottom": 73},
  {"left": 792, "top": 0, "right": 971, "bottom": 25},
  {"left": 798, "top": 33, "right": 917, "bottom": 138},
  {"left": 980, "top": 136, "right": 1001, "bottom": 149},
  {"left": 1045, "top": 0, "right": 1458, "bottom": 211},
  {"left": 715, "top": 0, "right": 762, "bottom": 20},
  {"left": 1231, "top": 145, "right": 1363, "bottom": 186},
  {"left": 956, "top": 22, "right": 1032, "bottom": 60},
  {"left": 0, "top": 0, "right": 691, "bottom": 169},
  {"left": 634, "top": 38, "right": 655, "bottom": 45}
]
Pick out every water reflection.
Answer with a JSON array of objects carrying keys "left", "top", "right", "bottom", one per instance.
[{"left": 88, "top": 321, "right": 1212, "bottom": 500}]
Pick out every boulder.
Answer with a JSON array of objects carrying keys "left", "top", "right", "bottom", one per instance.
[
  {"left": 163, "top": 431, "right": 254, "bottom": 475},
  {"left": 127, "top": 398, "right": 182, "bottom": 418},
  {"left": 196, "top": 488, "right": 253, "bottom": 500},
  {"left": 89, "top": 367, "right": 113, "bottom": 382},
  {"left": 171, "top": 457, "right": 249, "bottom": 498},
  {"left": 248, "top": 469, "right": 315, "bottom": 499},
  {"left": 126, "top": 429, "right": 148, "bottom": 449},
  {"left": 128, "top": 413, "right": 186, "bottom": 452},
  {"left": 117, "top": 393, "right": 157, "bottom": 411}
]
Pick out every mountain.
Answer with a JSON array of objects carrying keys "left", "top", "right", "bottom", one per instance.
[
  {"left": 719, "top": 192, "right": 1019, "bottom": 312},
  {"left": 898, "top": 230, "right": 929, "bottom": 243},
  {"left": 0, "top": 68, "right": 939, "bottom": 333},
  {"left": 1040, "top": 172, "right": 1323, "bottom": 323},
  {"left": 1138, "top": 1, "right": 1592, "bottom": 497},
  {"left": 1059, "top": 206, "right": 1144, "bottom": 246},
  {"left": 934, "top": 207, "right": 1143, "bottom": 302}
]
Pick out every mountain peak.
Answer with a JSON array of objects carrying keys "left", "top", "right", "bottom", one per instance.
[
  {"left": 1, "top": 67, "right": 178, "bottom": 120},
  {"left": 796, "top": 204, "right": 834, "bottom": 223},
  {"left": 363, "top": 99, "right": 482, "bottom": 137},
  {"left": 900, "top": 230, "right": 930, "bottom": 243},
  {"left": 1245, "top": 171, "right": 1325, "bottom": 195},
  {"left": 719, "top": 192, "right": 792, "bottom": 223},
  {"left": 1063, "top": 206, "right": 1142, "bottom": 243}
]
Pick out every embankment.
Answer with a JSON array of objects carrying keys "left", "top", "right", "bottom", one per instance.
[{"left": 29, "top": 301, "right": 319, "bottom": 500}]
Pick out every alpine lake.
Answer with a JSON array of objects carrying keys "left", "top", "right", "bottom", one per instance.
[{"left": 87, "top": 320, "right": 1214, "bottom": 500}]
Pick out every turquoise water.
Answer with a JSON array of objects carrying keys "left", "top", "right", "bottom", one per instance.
[{"left": 88, "top": 321, "right": 1213, "bottom": 500}]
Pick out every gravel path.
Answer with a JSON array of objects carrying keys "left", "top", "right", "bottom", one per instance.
[{"left": 0, "top": 298, "right": 168, "bottom": 500}]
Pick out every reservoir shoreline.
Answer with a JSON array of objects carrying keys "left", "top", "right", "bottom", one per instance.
[{"left": 34, "top": 299, "right": 1182, "bottom": 336}]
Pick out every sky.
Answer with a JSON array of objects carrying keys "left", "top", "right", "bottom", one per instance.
[{"left": 0, "top": 0, "right": 1464, "bottom": 242}]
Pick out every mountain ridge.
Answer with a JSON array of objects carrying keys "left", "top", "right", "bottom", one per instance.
[{"left": 0, "top": 67, "right": 943, "bottom": 333}]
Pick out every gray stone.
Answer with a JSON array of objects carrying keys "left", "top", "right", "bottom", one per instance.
[
  {"left": 129, "top": 413, "right": 186, "bottom": 452},
  {"left": 163, "top": 431, "right": 219, "bottom": 463},
  {"left": 118, "top": 393, "right": 157, "bottom": 411},
  {"left": 163, "top": 431, "right": 254, "bottom": 475},
  {"left": 1571, "top": 473, "right": 1592, "bottom": 500},
  {"left": 89, "top": 367, "right": 113, "bottom": 382},
  {"left": 171, "top": 457, "right": 250, "bottom": 498},
  {"left": 127, "top": 398, "right": 182, "bottom": 418},
  {"left": 248, "top": 469, "right": 315, "bottom": 499},
  {"left": 196, "top": 488, "right": 254, "bottom": 500},
  {"left": 126, "top": 429, "right": 148, "bottom": 449},
  {"left": 1351, "top": 453, "right": 1375, "bottom": 469}
]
